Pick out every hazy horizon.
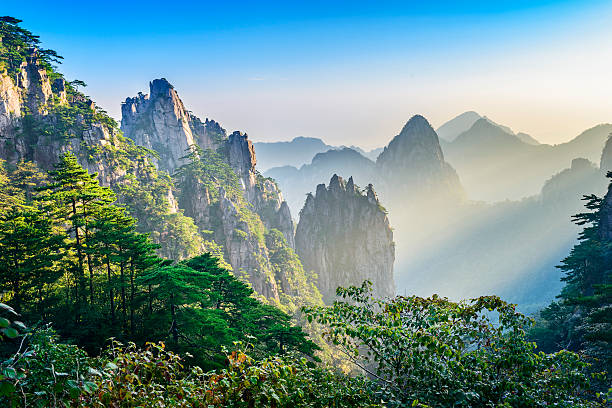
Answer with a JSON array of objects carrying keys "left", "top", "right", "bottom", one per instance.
[{"left": 6, "top": 0, "right": 612, "bottom": 149}]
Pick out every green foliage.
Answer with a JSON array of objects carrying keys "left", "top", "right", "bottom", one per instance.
[
  {"left": 265, "top": 229, "right": 322, "bottom": 310},
  {"left": 175, "top": 145, "right": 243, "bottom": 203},
  {"left": 534, "top": 184, "right": 612, "bottom": 394},
  {"left": 0, "top": 153, "right": 317, "bottom": 385},
  {"left": 0, "top": 16, "right": 62, "bottom": 78},
  {"left": 81, "top": 341, "right": 381, "bottom": 408},
  {"left": 1, "top": 326, "right": 97, "bottom": 407},
  {"left": 138, "top": 253, "right": 317, "bottom": 370},
  {"left": 305, "top": 282, "right": 602, "bottom": 407}
]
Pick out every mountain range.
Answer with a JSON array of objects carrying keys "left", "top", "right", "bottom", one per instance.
[
  {"left": 265, "top": 111, "right": 612, "bottom": 203},
  {"left": 254, "top": 137, "right": 381, "bottom": 171},
  {"left": 263, "top": 112, "right": 612, "bottom": 311}
]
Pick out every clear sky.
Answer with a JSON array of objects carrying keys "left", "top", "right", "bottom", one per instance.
[{"left": 5, "top": 0, "right": 612, "bottom": 148}]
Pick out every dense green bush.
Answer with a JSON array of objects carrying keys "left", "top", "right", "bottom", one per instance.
[
  {"left": 83, "top": 341, "right": 381, "bottom": 408},
  {"left": 305, "top": 282, "right": 604, "bottom": 407}
]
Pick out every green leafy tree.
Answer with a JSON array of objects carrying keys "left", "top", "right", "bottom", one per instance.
[
  {"left": 138, "top": 254, "right": 317, "bottom": 370},
  {"left": 0, "top": 16, "right": 62, "bottom": 78},
  {"left": 306, "top": 282, "right": 601, "bottom": 407}
]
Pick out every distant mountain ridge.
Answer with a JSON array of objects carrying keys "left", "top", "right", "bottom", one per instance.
[
  {"left": 442, "top": 115, "right": 612, "bottom": 201},
  {"left": 254, "top": 137, "right": 381, "bottom": 171},
  {"left": 266, "top": 115, "right": 464, "bottom": 216},
  {"left": 436, "top": 111, "right": 540, "bottom": 145}
]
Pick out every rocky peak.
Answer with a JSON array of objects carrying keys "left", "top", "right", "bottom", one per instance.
[
  {"left": 377, "top": 115, "right": 445, "bottom": 168},
  {"left": 328, "top": 173, "right": 345, "bottom": 195},
  {"left": 366, "top": 183, "right": 379, "bottom": 204},
  {"left": 149, "top": 77, "right": 174, "bottom": 97},
  {"left": 346, "top": 176, "right": 356, "bottom": 193},
  {"left": 228, "top": 131, "right": 257, "bottom": 178},
  {"left": 376, "top": 114, "right": 464, "bottom": 202},
  {"left": 599, "top": 176, "right": 612, "bottom": 241},
  {"left": 121, "top": 78, "right": 226, "bottom": 173},
  {"left": 600, "top": 135, "right": 612, "bottom": 172},
  {"left": 296, "top": 175, "right": 395, "bottom": 303}
]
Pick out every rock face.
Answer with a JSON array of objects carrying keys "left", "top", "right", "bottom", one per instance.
[
  {"left": 121, "top": 79, "right": 300, "bottom": 301},
  {"left": 295, "top": 174, "right": 395, "bottom": 303},
  {"left": 599, "top": 183, "right": 612, "bottom": 241},
  {"left": 376, "top": 115, "right": 464, "bottom": 205},
  {"left": 121, "top": 78, "right": 225, "bottom": 173},
  {"left": 0, "top": 50, "right": 306, "bottom": 305},
  {"left": 0, "top": 50, "right": 151, "bottom": 188},
  {"left": 0, "top": 50, "right": 193, "bottom": 260},
  {"left": 600, "top": 135, "right": 612, "bottom": 173}
]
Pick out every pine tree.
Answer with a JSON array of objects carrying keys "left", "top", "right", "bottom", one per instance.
[
  {"left": 535, "top": 182, "right": 612, "bottom": 385},
  {"left": 0, "top": 207, "right": 63, "bottom": 316},
  {"left": 40, "top": 152, "right": 115, "bottom": 321}
]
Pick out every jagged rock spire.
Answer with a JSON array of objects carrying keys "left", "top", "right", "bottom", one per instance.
[
  {"left": 376, "top": 114, "right": 464, "bottom": 202},
  {"left": 121, "top": 78, "right": 226, "bottom": 173},
  {"left": 296, "top": 175, "right": 395, "bottom": 303}
]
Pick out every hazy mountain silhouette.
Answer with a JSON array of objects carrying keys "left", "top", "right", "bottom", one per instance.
[
  {"left": 442, "top": 118, "right": 612, "bottom": 201},
  {"left": 436, "top": 111, "right": 482, "bottom": 142},
  {"left": 254, "top": 137, "right": 382, "bottom": 171},
  {"left": 266, "top": 147, "right": 377, "bottom": 214}
]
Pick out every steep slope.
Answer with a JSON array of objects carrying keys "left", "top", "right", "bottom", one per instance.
[
  {"left": 253, "top": 137, "right": 333, "bottom": 171},
  {"left": 599, "top": 134, "right": 612, "bottom": 173},
  {"left": 121, "top": 78, "right": 225, "bottom": 173},
  {"left": 436, "top": 111, "right": 482, "bottom": 142},
  {"left": 121, "top": 79, "right": 314, "bottom": 305},
  {"left": 265, "top": 147, "right": 377, "bottom": 215},
  {"left": 295, "top": 175, "right": 395, "bottom": 302},
  {"left": 0, "top": 23, "right": 316, "bottom": 308},
  {"left": 376, "top": 115, "right": 464, "bottom": 204},
  {"left": 0, "top": 49, "right": 208, "bottom": 261},
  {"left": 443, "top": 119, "right": 612, "bottom": 201}
]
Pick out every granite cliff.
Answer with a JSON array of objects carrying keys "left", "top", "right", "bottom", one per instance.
[
  {"left": 121, "top": 79, "right": 306, "bottom": 304},
  {"left": 0, "top": 49, "right": 210, "bottom": 261},
  {"left": 295, "top": 175, "right": 395, "bottom": 303},
  {"left": 0, "top": 48, "right": 314, "bottom": 307},
  {"left": 376, "top": 114, "right": 464, "bottom": 204}
]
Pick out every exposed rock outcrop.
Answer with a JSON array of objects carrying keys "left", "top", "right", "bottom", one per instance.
[
  {"left": 295, "top": 174, "right": 395, "bottom": 303},
  {"left": 123, "top": 81, "right": 294, "bottom": 239},
  {"left": 377, "top": 115, "right": 464, "bottom": 203},
  {"left": 0, "top": 50, "right": 154, "bottom": 187},
  {"left": 599, "top": 174, "right": 612, "bottom": 241},
  {"left": 121, "top": 78, "right": 225, "bottom": 173},
  {"left": 0, "top": 40, "right": 313, "bottom": 307},
  {"left": 600, "top": 135, "right": 612, "bottom": 173},
  {"left": 121, "top": 79, "right": 301, "bottom": 302}
]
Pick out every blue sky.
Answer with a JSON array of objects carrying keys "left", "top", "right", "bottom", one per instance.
[{"left": 5, "top": 0, "right": 612, "bottom": 147}]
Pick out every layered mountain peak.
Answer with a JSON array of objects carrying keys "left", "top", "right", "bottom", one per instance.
[
  {"left": 436, "top": 111, "right": 482, "bottom": 142},
  {"left": 378, "top": 115, "right": 444, "bottom": 164},
  {"left": 121, "top": 78, "right": 226, "bottom": 173},
  {"left": 453, "top": 117, "right": 524, "bottom": 148},
  {"left": 296, "top": 175, "right": 395, "bottom": 303},
  {"left": 470, "top": 117, "right": 497, "bottom": 132},
  {"left": 376, "top": 114, "right": 464, "bottom": 202}
]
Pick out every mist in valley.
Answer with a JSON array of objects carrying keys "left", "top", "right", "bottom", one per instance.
[{"left": 263, "top": 114, "right": 612, "bottom": 312}]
